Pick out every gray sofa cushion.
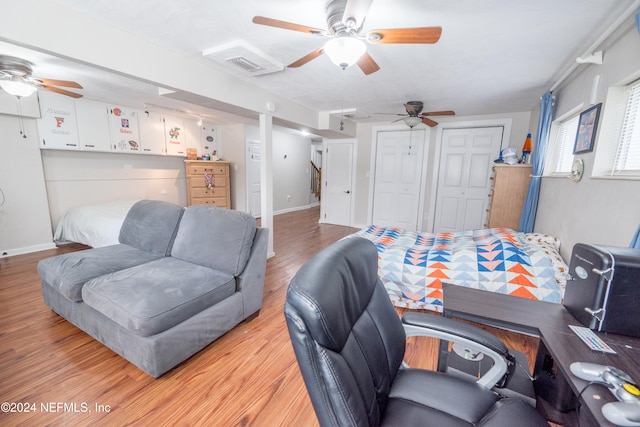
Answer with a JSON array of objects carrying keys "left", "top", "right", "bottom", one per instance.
[
  {"left": 119, "top": 199, "right": 184, "bottom": 256},
  {"left": 171, "top": 206, "right": 257, "bottom": 275},
  {"left": 82, "top": 257, "right": 236, "bottom": 337},
  {"left": 37, "top": 244, "right": 161, "bottom": 302}
]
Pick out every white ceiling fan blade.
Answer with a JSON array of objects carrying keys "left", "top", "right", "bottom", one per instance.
[{"left": 342, "top": 0, "right": 373, "bottom": 30}]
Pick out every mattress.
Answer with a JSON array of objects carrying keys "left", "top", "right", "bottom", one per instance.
[{"left": 53, "top": 200, "right": 140, "bottom": 248}]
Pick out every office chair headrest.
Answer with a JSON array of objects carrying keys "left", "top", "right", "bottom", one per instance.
[{"left": 286, "top": 237, "right": 380, "bottom": 350}]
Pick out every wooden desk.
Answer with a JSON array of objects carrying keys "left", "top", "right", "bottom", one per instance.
[{"left": 442, "top": 283, "right": 640, "bottom": 427}]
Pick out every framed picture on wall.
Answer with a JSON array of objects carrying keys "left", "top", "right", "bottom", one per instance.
[{"left": 573, "top": 103, "right": 602, "bottom": 154}]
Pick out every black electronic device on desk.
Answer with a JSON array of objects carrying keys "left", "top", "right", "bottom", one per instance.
[{"left": 563, "top": 244, "right": 640, "bottom": 337}]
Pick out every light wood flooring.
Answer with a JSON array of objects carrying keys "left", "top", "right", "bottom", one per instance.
[{"left": 0, "top": 206, "right": 542, "bottom": 426}]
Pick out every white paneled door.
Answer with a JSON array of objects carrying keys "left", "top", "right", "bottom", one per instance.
[
  {"left": 247, "top": 140, "right": 261, "bottom": 217},
  {"left": 372, "top": 129, "right": 426, "bottom": 231},
  {"left": 433, "top": 127, "right": 504, "bottom": 232},
  {"left": 323, "top": 140, "right": 354, "bottom": 226}
]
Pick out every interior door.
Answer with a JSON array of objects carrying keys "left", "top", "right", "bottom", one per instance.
[
  {"left": 433, "top": 127, "right": 503, "bottom": 232},
  {"left": 323, "top": 140, "right": 353, "bottom": 226},
  {"left": 372, "top": 129, "right": 425, "bottom": 230},
  {"left": 247, "top": 140, "right": 261, "bottom": 217}
]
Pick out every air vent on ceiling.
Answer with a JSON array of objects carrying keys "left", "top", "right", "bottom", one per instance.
[
  {"left": 226, "top": 56, "right": 264, "bottom": 73},
  {"left": 343, "top": 111, "right": 370, "bottom": 120},
  {"left": 202, "top": 40, "right": 284, "bottom": 76}
]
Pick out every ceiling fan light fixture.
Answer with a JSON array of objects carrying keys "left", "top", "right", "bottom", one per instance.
[
  {"left": 403, "top": 116, "right": 422, "bottom": 128},
  {"left": 323, "top": 36, "right": 366, "bottom": 69},
  {"left": 0, "top": 76, "right": 37, "bottom": 98}
]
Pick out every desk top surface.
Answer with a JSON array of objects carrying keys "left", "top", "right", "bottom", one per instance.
[{"left": 442, "top": 284, "right": 640, "bottom": 427}]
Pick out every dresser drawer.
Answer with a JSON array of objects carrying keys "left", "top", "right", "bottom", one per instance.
[
  {"left": 190, "top": 197, "right": 228, "bottom": 208},
  {"left": 189, "top": 176, "right": 228, "bottom": 188},
  {"left": 187, "top": 164, "right": 228, "bottom": 176},
  {"left": 190, "top": 187, "right": 227, "bottom": 198}
]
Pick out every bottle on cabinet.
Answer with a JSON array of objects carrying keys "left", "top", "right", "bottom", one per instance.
[{"left": 521, "top": 133, "right": 532, "bottom": 164}]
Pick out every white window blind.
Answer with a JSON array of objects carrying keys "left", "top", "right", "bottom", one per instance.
[
  {"left": 612, "top": 81, "right": 640, "bottom": 174},
  {"left": 549, "top": 115, "right": 579, "bottom": 174}
]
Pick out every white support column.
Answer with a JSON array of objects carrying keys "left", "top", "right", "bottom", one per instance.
[{"left": 259, "top": 114, "right": 275, "bottom": 258}]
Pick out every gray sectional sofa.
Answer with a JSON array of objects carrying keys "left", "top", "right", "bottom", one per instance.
[{"left": 38, "top": 199, "right": 268, "bottom": 378}]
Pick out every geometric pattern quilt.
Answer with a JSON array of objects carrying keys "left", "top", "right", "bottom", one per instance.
[{"left": 350, "top": 226, "right": 567, "bottom": 312}]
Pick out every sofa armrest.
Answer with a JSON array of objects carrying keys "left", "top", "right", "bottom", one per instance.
[{"left": 236, "top": 227, "right": 269, "bottom": 317}]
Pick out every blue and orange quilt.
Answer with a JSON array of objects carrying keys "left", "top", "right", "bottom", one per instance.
[{"left": 350, "top": 226, "right": 569, "bottom": 311}]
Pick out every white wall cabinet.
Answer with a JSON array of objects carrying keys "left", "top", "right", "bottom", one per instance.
[
  {"left": 200, "top": 122, "right": 219, "bottom": 155},
  {"left": 107, "top": 105, "right": 142, "bottom": 153},
  {"left": 184, "top": 119, "right": 203, "bottom": 155},
  {"left": 75, "top": 99, "right": 111, "bottom": 152},
  {"left": 37, "top": 96, "right": 203, "bottom": 158},
  {"left": 37, "top": 91, "right": 80, "bottom": 150},
  {"left": 164, "top": 115, "right": 186, "bottom": 156},
  {"left": 138, "top": 110, "right": 167, "bottom": 155}
]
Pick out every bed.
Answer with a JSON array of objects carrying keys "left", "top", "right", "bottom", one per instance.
[
  {"left": 349, "top": 226, "right": 570, "bottom": 312},
  {"left": 53, "top": 200, "right": 140, "bottom": 248}
]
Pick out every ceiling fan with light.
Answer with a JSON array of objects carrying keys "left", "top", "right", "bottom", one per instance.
[
  {"left": 252, "top": 0, "right": 442, "bottom": 75},
  {"left": 0, "top": 55, "right": 83, "bottom": 99},
  {"left": 381, "top": 101, "right": 455, "bottom": 127}
]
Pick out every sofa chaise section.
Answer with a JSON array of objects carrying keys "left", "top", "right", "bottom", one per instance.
[
  {"left": 37, "top": 199, "right": 184, "bottom": 302},
  {"left": 39, "top": 203, "right": 268, "bottom": 378}
]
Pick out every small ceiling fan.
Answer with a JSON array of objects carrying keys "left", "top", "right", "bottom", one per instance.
[
  {"left": 252, "top": 0, "right": 442, "bottom": 75},
  {"left": 382, "top": 101, "right": 455, "bottom": 127},
  {"left": 0, "top": 55, "right": 83, "bottom": 98}
]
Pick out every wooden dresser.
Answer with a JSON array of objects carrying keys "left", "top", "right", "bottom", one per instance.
[
  {"left": 184, "top": 160, "right": 231, "bottom": 208},
  {"left": 485, "top": 164, "right": 531, "bottom": 229}
]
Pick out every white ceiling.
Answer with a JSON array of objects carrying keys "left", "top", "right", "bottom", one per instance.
[{"left": 2, "top": 0, "right": 638, "bottom": 130}]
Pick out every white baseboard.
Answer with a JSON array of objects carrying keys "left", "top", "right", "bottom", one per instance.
[
  {"left": 273, "top": 203, "right": 319, "bottom": 216},
  {"left": 1, "top": 242, "right": 56, "bottom": 258}
]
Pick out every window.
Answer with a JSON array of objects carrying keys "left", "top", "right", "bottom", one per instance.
[
  {"left": 593, "top": 77, "right": 640, "bottom": 178},
  {"left": 545, "top": 113, "right": 580, "bottom": 176},
  {"left": 612, "top": 81, "right": 640, "bottom": 173}
]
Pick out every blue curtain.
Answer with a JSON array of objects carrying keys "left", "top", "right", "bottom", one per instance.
[
  {"left": 631, "top": 224, "right": 640, "bottom": 249},
  {"left": 519, "top": 91, "right": 554, "bottom": 233}
]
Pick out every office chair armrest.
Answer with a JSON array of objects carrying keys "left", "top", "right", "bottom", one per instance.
[
  {"left": 403, "top": 313, "right": 510, "bottom": 356},
  {"left": 401, "top": 312, "right": 515, "bottom": 389}
]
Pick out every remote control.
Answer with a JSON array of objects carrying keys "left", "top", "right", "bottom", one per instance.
[{"left": 569, "top": 325, "right": 617, "bottom": 354}]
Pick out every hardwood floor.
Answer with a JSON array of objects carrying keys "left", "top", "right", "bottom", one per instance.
[{"left": 0, "top": 207, "right": 542, "bottom": 426}]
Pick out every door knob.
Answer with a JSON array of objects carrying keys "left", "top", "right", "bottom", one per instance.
[{"left": 344, "top": 190, "right": 351, "bottom": 194}]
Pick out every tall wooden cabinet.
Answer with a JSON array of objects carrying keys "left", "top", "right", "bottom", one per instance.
[
  {"left": 185, "top": 160, "right": 231, "bottom": 208},
  {"left": 485, "top": 164, "right": 532, "bottom": 230}
]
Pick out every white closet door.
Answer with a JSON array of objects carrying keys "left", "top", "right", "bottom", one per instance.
[
  {"left": 372, "top": 129, "right": 425, "bottom": 231},
  {"left": 433, "top": 127, "right": 503, "bottom": 232}
]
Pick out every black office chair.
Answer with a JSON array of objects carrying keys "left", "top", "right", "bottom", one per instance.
[{"left": 284, "top": 237, "right": 550, "bottom": 427}]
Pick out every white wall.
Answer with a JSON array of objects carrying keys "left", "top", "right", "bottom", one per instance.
[
  {"left": 222, "top": 123, "right": 315, "bottom": 215},
  {"left": 0, "top": 115, "right": 54, "bottom": 256},
  {"left": 535, "top": 20, "right": 640, "bottom": 260},
  {"left": 271, "top": 131, "right": 313, "bottom": 212},
  {"left": 218, "top": 123, "right": 248, "bottom": 212}
]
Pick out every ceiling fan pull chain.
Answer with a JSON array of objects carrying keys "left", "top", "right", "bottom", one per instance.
[
  {"left": 16, "top": 96, "right": 27, "bottom": 139},
  {"left": 339, "top": 86, "right": 345, "bottom": 131}
]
